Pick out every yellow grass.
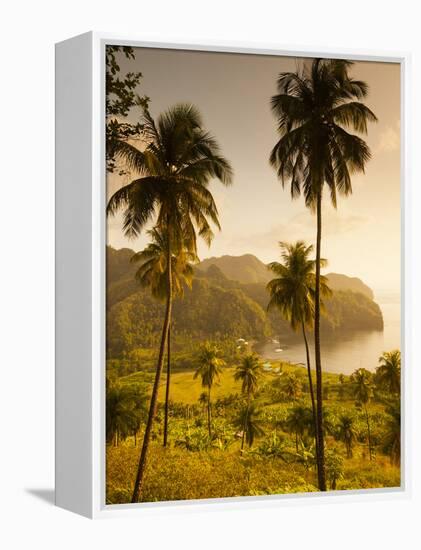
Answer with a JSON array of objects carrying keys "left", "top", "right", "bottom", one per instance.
[{"left": 158, "top": 367, "right": 244, "bottom": 404}]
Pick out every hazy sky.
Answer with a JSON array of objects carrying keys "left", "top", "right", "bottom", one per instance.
[{"left": 107, "top": 48, "right": 401, "bottom": 295}]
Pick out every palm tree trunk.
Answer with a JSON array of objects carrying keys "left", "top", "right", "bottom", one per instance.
[
  {"left": 163, "top": 323, "right": 171, "bottom": 447},
  {"left": 364, "top": 404, "right": 373, "bottom": 461},
  {"left": 314, "top": 190, "right": 327, "bottom": 491},
  {"left": 207, "top": 387, "right": 212, "bottom": 438},
  {"left": 241, "top": 396, "right": 250, "bottom": 451},
  {"left": 346, "top": 439, "right": 352, "bottom": 459},
  {"left": 131, "top": 233, "right": 173, "bottom": 503},
  {"left": 302, "top": 320, "right": 319, "bottom": 461}
]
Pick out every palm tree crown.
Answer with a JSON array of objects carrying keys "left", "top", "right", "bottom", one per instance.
[
  {"left": 351, "top": 368, "right": 373, "bottom": 405},
  {"left": 376, "top": 350, "right": 401, "bottom": 395},
  {"left": 234, "top": 354, "right": 262, "bottom": 398},
  {"left": 130, "top": 227, "right": 197, "bottom": 301},
  {"left": 235, "top": 403, "right": 265, "bottom": 448},
  {"left": 335, "top": 414, "right": 357, "bottom": 458},
  {"left": 194, "top": 342, "right": 225, "bottom": 390},
  {"left": 270, "top": 59, "right": 377, "bottom": 208},
  {"left": 267, "top": 241, "right": 331, "bottom": 330},
  {"left": 107, "top": 103, "right": 233, "bottom": 250}
]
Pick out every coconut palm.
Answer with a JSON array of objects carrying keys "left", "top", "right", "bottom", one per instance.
[
  {"left": 335, "top": 414, "right": 357, "bottom": 458},
  {"left": 131, "top": 227, "right": 198, "bottom": 447},
  {"left": 325, "top": 448, "right": 344, "bottom": 490},
  {"left": 337, "top": 374, "right": 346, "bottom": 399},
  {"left": 108, "top": 103, "right": 233, "bottom": 502},
  {"left": 270, "top": 59, "right": 377, "bottom": 490},
  {"left": 106, "top": 380, "right": 147, "bottom": 446},
  {"left": 382, "top": 400, "right": 400, "bottom": 466},
  {"left": 234, "top": 354, "right": 263, "bottom": 450},
  {"left": 375, "top": 350, "right": 401, "bottom": 395},
  {"left": 267, "top": 240, "right": 331, "bottom": 460},
  {"left": 286, "top": 404, "right": 313, "bottom": 451},
  {"left": 351, "top": 368, "right": 374, "bottom": 460},
  {"left": 235, "top": 402, "right": 265, "bottom": 448},
  {"left": 194, "top": 342, "right": 225, "bottom": 437},
  {"left": 284, "top": 373, "right": 303, "bottom": 401}
]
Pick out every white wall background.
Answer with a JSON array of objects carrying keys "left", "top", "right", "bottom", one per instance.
[{"left": 0, "top": 0, "right": 419, "bottom": 547}]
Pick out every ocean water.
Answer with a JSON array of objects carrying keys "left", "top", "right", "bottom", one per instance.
[{"left": 256, "top": 292, "right": 401, "bottom": 375}]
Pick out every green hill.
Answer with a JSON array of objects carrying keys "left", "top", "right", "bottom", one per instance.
[
  {"left": 325, "top": 272, "right": 374, "bottom": 300},
  {"left": 197, "top": 254, "right": 271, "bottom": 284},
  {"left": 107, "top": 277, "right": 271, "bottom": 358},
  {"left": 106, "top": 246, "right": 383, "bottom": 359}
]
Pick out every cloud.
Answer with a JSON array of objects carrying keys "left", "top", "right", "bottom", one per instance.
[
  {"left": 376, "top": 121, "right": 400, "bottom": 153},
  {"left": 230, "top": 209, "right": 368, "bottom": 255}
]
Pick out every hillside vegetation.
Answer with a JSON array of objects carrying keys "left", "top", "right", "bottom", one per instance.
[
  {"left": 107, "top": 361, "right": 400, "bottom": 503},
  {"left": 106, "top": 247, "right": 383, "bottom": 359}
]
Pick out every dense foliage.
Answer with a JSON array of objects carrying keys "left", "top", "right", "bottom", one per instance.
[{"left": 106, "top": 361, "right": 400, "bottom": 503}]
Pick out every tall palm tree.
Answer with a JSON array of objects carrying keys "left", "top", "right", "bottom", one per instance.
[
  {"left": 267, "top": 240, "right": 331, "bottom": 460},
  {"left": 234, "top": 354, "right": 263, "bottom": 450},
  {"left": 194, "top": 342, "right": 225, "bottom": 437},
  {"left": 131, "top": 227, "right": 198, "bottom": 447},
  {"left": 235, "top": 402, "right": 265, "bottom": 448},
  {"left": 107, "top": 103, "right": 233, "bottom": 502},
  {"left": 351, "top": 368, "right": 374, "bottom": 460},
  {"left": 375, "top": 350, "right": 401, "bottom": 395},
  {"left": 335, "top": 414, "right": 357, "bottom": 458},
  {"left": 270, "top": 59, "right": 377, "bottom": 490}
]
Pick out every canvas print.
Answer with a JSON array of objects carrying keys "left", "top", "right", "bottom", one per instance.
[{"left": 105, "top": 45, "right": 401, "bottom": 504}]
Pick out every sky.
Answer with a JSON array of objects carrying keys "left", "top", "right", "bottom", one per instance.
[{"left": 107, "top": 48, "right": 401, "bottom": 296}]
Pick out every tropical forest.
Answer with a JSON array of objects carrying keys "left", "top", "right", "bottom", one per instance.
[{"left": 105, "top": 46, "right": 401, "bottom": 504}]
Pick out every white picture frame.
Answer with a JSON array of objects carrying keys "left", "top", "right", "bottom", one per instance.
[{"left": 55, "top": 31, "right": 411, "bottom": 519}]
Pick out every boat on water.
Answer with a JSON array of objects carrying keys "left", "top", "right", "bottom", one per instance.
[{"left": 275, "top": 348, "right": 283, "bottom": 352}]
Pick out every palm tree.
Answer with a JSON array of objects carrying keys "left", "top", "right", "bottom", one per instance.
[
  {"left": 108, "top": 103, "right": 233, "bottom": 502},
  {"left": 325, "top": 448, "right": 344, "bottom": 490},
  {"left": 284, "top": 373, "right": 303, "bottom": 401},
  {"left": 131, "top": 226, "right": 198, "bottom": 447},
  {"left": 235, "top": 402, "right": 265, "bottom": 448},
  {"left": 270, "top": 59, "right": 377, "bottom": 490},
  {"left": 382, "top": 400, "right": 400, "bottom": 466},
  {"left": 106, "top": 380, "right": 147, "bottom": 446},
  {"left": 375, "top": 350, "right": 401, "bottom": 395},
  {"left": 352, "top": 368, "right": 374, "bottom": 460},
  {"left": 286, "top": 404, "right": 312, "bottom": 451},
  {"left": 335, "top": 414, "right": 357, "bottom": 458},
  {"left": 337, "top": 374, "right": 346, "bottom": 399},
  {"left": 234, "top": 354, "right": 263, "bottom": 450},
  {"left": 194, "top": 342, "right": 225, "bottom": 437},
  {"left": 267, "top": 240, "right": 331, "bottom": 460}
]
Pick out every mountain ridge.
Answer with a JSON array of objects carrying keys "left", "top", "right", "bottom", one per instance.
[
  {"left": 106, "top": 246, "right": 384, "bottom": 358},
  {"left": 197, "top": 253, "right": 376, "bottom": 298}
]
